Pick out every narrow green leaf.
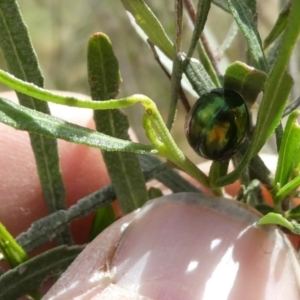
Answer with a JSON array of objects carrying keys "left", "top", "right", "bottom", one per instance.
[
  {"left": 186, "top": 0, "right": 211, "bottom": 58},
  {"left": 174, "top": 0, "right": 183, "bottom": 53},
  {"left": 242, "top": 179, "right": 262, "bottom": 206},
  {"left": 255, "top": 204, "right": 274, "bottom": 215},
  {"left": 0, "top": 68, "right": 152, "bottom": 110},
  {"left": 16, "top": 162, "right": 168, "bottom": 253},
  {"left": 244, "top": 0, "right": 256, "bottom": 14},
  {"left": 0, "top": 245, "right": 82, "bottom": 300},
  {"left": 219, "top": 21, "right": 239, "bottom": 52},
  {"left": 212, "top": 0, "right": 229, "bottom": 12},
  {"left": 226, "top": 0, "right": 267, "bottom": 71},
  {"left": 167, "top": 0, "right": 183, "bottom": 130},
  {"left": 197, "top": 41, "right": 221, "bottom": 88},
  {"left": 139, "top": 155, "right": 202, "bottom": 193},
  {"left": 274, "top": 111, "right": 300, "bottom": 189},
  {"left": 258, "top": 212, "right": 300, "bottom": 235},
  {"left": 0, "top": 97, "right": 157, "bottom": 155},
  {"left": 89, "top": 205, "right": 115, "bottom": 241},
  {"left": 168, "top": 53, "right": 184, "bottom": 129},
  {"left": 0, "top": 223, "right": 28, "bottom": 268},
  {"left": 258, "top": 212, "right": 293, "bottom": 229},
  {"left": 238, "top": 140, "right": 272, "bottom": 186},
  {"left": 283, "top": 95, "right": 300, "bottom": 117},
  {"left": 88, "top": 33, "right": 121, "bottom": 99},
  {"left": 293, "top": 143, "right": 300, "bottom": 176},
  {"left": 264, "top": 2, "right": 291, "bottom": 49},
  {"left": 88, "top": 33, "right": 149, "bottom": 214},
  {"left": 224, "top": 61, "right": 267, "bottom": 107},
  {"left": 275, "top": 175, "right": 300, "bottom": 203},
  {"left": 148, "top": 187, "right": 164, "bottom": 199},
  {"left": 141, "top": 158, "right": 168, "bottom": 180},
  {"left": 213, "top": 0, "right": 256, "bottom": 14},
  {"left": 286, "top": 205, "right": 300, "bottom": 221},
  {"left": 266, "top": 35, "right": 282, "bottom": 69},
  {"left": 252, "top": 73, "right": 293, "bottom": 157},
  {"left": 0, "top": 1, "right": 68, "bottom": 237},
  {"left": 17, "top": 211, "right": 71, "bottom": 254},
  {"left": 275, "top": 123, "right": 284, "bottom": 152},
  {"left": 0, "top": 1, "right": 43, "bottom": 86},
  {"left": 121, "top": 0, "right": 173, "bottom": 58},
  {"left": 248, "top": 153, "right": 272, "bottom": 186},
  {"left": 209, "top": 160, "right": 229, "bottom": 187},
  {"left": 17, "top": 185, "right": 116, "bottom": 253},
  {"left": 183, "top": 57, "right": 216, "bottom": 96}
]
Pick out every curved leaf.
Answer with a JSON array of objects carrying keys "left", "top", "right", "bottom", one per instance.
[
  {"left": 274, "top": 111, "right": 300, "bottom": 190},
  {"left": 258, "top": 212, "right": 300, "bottom": 235},
  {"left": 0, "top": 223, "right": 28, "bottom": 268},
  {"left": 89, "top": 205, "right": 115, "bottom": 240},
  {"left": 121, "top": 0, "right": 173, "bottom": 58},
  {"left": 138, "top": 154, "right": 202, "bottom": 193},
  {"left": 0, "top": 1, "right": 68, "bottom": 243},
  {"left": 224, "top": 61, "right": 267, "bottom": 107},
  {"left": 264, "top": 2, "right": 291, "bottom": 49},
  {"left": 16, "top": 185, "right": 116, "bottom": 253},
  {"left": 187, "top": 0, "right": 211, "bottom": 58},
  {"left": 0, "top": 246, "right": 82, "bottom": 300},
  {"left": 226, "top": 0, "right": 267, "bottom": 72},
  {"left": 183, "top": 57, "right": 216, "bottom": 96},
  {"left": 88, "top": 33, "right": 149, "bottom": 213},
  {"left": 0, "top": 97, "right": 157, "bottom": 154}
]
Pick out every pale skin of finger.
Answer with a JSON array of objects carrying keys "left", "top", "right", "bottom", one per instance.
[
  {"left": 0, "top": 91, "right": 110, "bottom": 250},
  {"left": 43, "top": 193, "right": 300, "bottom": 300},
  {"left": 42, "top": 212, "right": 151, "bottom": 300}
]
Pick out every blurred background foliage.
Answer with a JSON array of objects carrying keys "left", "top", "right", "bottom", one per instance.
[{"left": 7, "top": 0, "right": 282, "bottom": 162}]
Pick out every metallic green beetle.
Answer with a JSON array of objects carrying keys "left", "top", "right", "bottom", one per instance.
[{"left": 185, "top": 88, "right": 250, "bottom": 161}]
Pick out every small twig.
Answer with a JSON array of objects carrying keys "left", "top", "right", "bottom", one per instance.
[
  {"left": 174, "top": 0, "right": 183, "bottom": 53},
  {"left": 147, "top": 40, "right": 191, "bottom": 112},
  {"left": 167, "top": 0, "right": 185, "bottom": 130},
  {"left": 183, "top": 0, "right": 196, "bottom": 21},
  {"left": 183, "top": 0, "right": 221, "bottom": 75},
  {"left": 283, "top": 94, "right": 300, "bottom": 117},
  {"left": 200, "top": 32, "right": 221, "bottom": 76}
]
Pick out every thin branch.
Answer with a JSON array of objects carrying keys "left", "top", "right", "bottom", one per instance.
[
  {"left": 283, "top": 95, "right": 300, "bottom": 117},
  {"left": 147, "top": 40, "right": 191, "bottom": 112},
  {"left": 174, "top": 0, "right": 183, "bottom": 53},
  {"left": 183, "top": 0, "right": 221, "bottom": 75}
]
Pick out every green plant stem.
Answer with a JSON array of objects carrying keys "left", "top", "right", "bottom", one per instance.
[
  {"left": 274, "top": 110, "right": 300, "bottom": 191},
  {"left": 0, "top": 223, "right": 28, "bottom": 267},
  {"left": 196, "top": 40, "right": 221, "bottom": 87},
  {"left": 174, "top": 0, "right": 183, "bottom": 53},
  {"left": 0, "top": 224, "right": 42, "bottom": 300},
  {"left": 0, "top": 69, "right": 220, "bottom": 194},
  {"left": 167, "top": 0, "right": 183, "bottom": 130},
  {"left": 147, "top": 39, "right": 191, "bottom": 112},
  {"left": 183, "top": 0, "right": 221, "bottom": 84},
  {"left": 0, "top": 69, "right": 138, "bottom": 109},
  {"left": 258, "top": 1, "right": 300, "bottom": 134},
  {"left": 142, "top": 103, "right": 221, "bottom": 195},
  {"left": 275, "top": 175, "right": 300, "bottom": 203},
  {"left": 167, "top": 53, "right": 184, "bottom": 130}
]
